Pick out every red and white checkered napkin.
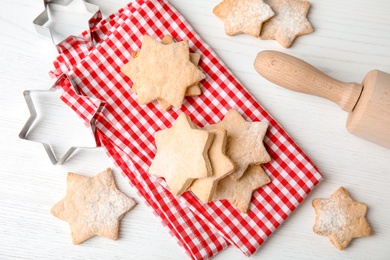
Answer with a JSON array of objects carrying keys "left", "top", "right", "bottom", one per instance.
[{"left": 52, "top": 0, "right": 322, "bottom": 259}]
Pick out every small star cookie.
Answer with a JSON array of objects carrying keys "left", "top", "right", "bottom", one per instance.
[
  {"left": 51, "top": 168, "right": 136, "bottom": 245},
  {"left": 212, "top": 165, "right": 271, "bottom": 213},
  {"left": 120, "top": 35, "right": 205, "bottom": 109},
  {"left": 206, "top": 109, "right": 270, "bottom": 180},
  {"left": 312, "top": 187, "right": 372, "bottom": 250},
  {"left": 190, "top": 128, "right": 236, "bottom": 203},
  {"left": 261, "top": 0, "right": 313, "bottom": 48},
  {"left": 149, "top": 113, "right": 214, "bottom": 195},
  {"left": 213, "top": 0, "right": 275, "bottom": 37}
]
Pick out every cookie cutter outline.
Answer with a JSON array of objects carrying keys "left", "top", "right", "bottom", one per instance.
[
  {"left": 33, "top": 0, "right": 102, "bottom": 52},
  {"left": 19, "top": 74, "right": 105, "bottom": 165}
]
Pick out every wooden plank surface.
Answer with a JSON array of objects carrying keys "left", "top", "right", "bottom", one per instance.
[{"left": 0, "top": 0, "right": 389, "bottom": 259}]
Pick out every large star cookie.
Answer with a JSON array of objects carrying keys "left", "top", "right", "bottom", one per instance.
[
  {"left": 190, "top": 128, "right": 236, "bottom": 203},
  {"left": 120, "top": 35, "right": 205, "bottom": 109},
  {"left": 312, "top": 187, "right": 372, "bottom": 250},
  {"left": 213, "top": 0, "right": 275, "bottom": 37},
  {"left": 206, "top": 109, "right": 270, "bottom": 180},
  {"left": 130, "top": 35, "right": 202, "bottom": 110},
  {"left": 212, "top": 165, "right": 271, "bottom": 213},
  {"left": 149, "top": 113, "right": 214, "bottom": 195},
  {"left": 261, "top": 0, "right": 313, "bottom": 48},
  {"left": 51, "top": 168, "right": 136, "bottom": 244}
]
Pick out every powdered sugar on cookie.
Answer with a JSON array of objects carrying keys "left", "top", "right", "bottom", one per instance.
[
  {"left": 314, "top": 199, "right": 348, "bottom": 234},
  {"left": 205, "top": 109, "right": 270, "bottom": 180},
  {"left": 149, "top": 113, "right": 213, "bottom": 195},
  {"left": 312, "top": 187, "right": 372, "bottom": 250},
  {"left": 213, "top": 0, "right": 275, "bottom": 37},
  {"left": 51, "top": 168, "right": 137, "bottom": 244},
  {"left": 261, "top": 0, "right": 313, "bottom": 48},
  {"left": 149, "top": 110, "right": 271, "bottom": 213}
]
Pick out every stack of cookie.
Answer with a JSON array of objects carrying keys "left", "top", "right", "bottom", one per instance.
[
  {"left": 121, "top": 35, "right": 205, "bottom": 110},
  {"left": 213, "top": 0, "right": 314, "bottom": 48},
  {"left": 149, "top": 109, "right": 271, "bottom": 213}
]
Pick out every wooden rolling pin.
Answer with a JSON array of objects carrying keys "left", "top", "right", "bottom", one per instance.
[{"left": 254, "top": 50, "right": 390, "bottom": 148}]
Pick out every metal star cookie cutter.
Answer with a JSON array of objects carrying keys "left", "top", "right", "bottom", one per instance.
[
  {"left": 19, "top": 74, "right": 105, "bottom": 165},
  {"left": 33, "top": 0, "right": 102, "bottom": 52}
]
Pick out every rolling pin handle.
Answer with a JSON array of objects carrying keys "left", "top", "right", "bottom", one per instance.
[{"left": 254, "top": 50, "right": 363, "bottom": 113}]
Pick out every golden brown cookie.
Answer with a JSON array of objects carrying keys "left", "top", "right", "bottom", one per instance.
[
  {"left": 312, "top": 187, "right": 372, "bottom": 250},
  {"left": 120, "top": 35, "right": 205, "bottom": 109},
  {"left": 261, "top": 0, "right": 313, "bottom": 48},
  {"left": 212, "top": 165, "right": 271, "bottom": 213},
  {"left": 149, "top": 113, "right": 214, "bottom": 195},
  {"left": 51, "top": 168, "right": 136, "bottom": 245},
  {"left": 130, "top": 35, "right": 202, "bottom": 110},
  {"left": 190, "top": 128, "right": 236, "bottom": 203},
  {"left": 206, "top": 109, "right": 270, "bottom": 180},
  {"left": 213, "top": 0, "right": 275, "bottom": 37}
]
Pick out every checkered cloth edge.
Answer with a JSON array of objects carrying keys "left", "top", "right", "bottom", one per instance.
[{"left": 52, "top": 0, "right": 322, "bottom": 259}]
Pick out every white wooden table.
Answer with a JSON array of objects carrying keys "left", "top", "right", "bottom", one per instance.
[{"left": 1, "top": 0, "right": 389, "bottom": 259}]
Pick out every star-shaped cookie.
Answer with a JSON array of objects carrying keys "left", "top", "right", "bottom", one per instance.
[
  {"left": 129, "top": 35, "right": 202, "bottom": 110},
  {"left": 261, "top": 0, "right": 313, "bottom": 48},
  {"left": 120, "top": 35, "right": 205, "bottom": 109},
  {"left": 149, "top": 113, "right": 214, "bottom": 195},
  {"left": 51, "top": 168, "right": 137, "bottom": 245},
  {"left": 312, "top": 187, "right": 372, "bottom": 250},
  {"left": 212, "top": 165, "right": 271, "bottom": 213},
  {"left": 206, "top": 109, "right": 270, "bottom": 180},
  {"left": 190, "top": 128, "right": 236, "bottom": 203},
  {"left": 213, "top": 0, "right": 275, "bottom": 37}
]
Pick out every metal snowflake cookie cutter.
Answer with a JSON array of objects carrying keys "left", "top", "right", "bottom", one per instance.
[
  {"left": 19, "top": 74, "right": 105, "bottom": 165},
  {"left": 33, "top": 0, "right": 102, "bottom": 52}
]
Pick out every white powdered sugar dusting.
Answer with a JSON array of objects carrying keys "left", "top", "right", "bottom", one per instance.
[{"left": 316, "top": 192, "right": 354, "bottom": 238}]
